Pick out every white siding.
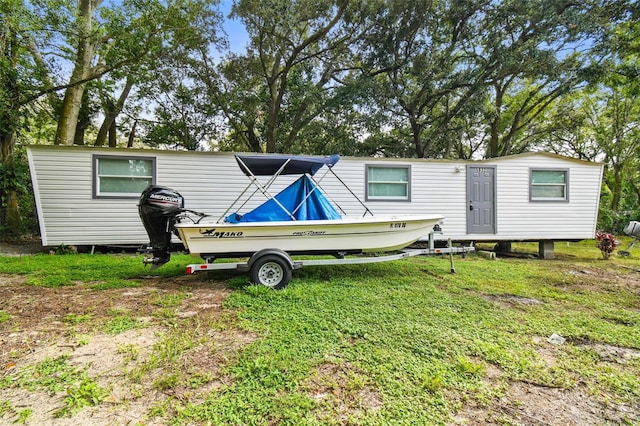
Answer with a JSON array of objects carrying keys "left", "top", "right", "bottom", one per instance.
[
  {"left": 488, "top": 155, "right": 602, "bottom": 241},
  {"left": 28, "top": 146, "right": 603, "bottom": 246}
]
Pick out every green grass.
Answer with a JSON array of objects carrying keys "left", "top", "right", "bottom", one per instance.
[
  {"left": 1, "top": 354, "right": 107, "bottom": 418},
  {"left": 101, "top": 314, "right": 146, "bottom": 335},
  {"left": 1, "top": 241, "right": 639, "bottom": 424},
  {"left": 0, "top": 252, "right": 189, "bottom": 287},
  {"left": 175, "top": 242, "right": 640, "bottom": 424},
  {"left": 55, "top": 374, "right": 109, "bottom": 417}
]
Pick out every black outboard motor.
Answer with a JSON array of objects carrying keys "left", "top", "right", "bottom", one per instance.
[{"left": 138, "top": 185, "right": 184, "bottom": 268}]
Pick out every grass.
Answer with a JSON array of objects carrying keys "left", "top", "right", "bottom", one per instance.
[
  {"left": 0, "top": 354, "right": 108, "bottom": 418},
  {"left": 0, "top": 240, "right": 639, "bottom": 424},
  {"left": 176, "top": 241, "right": 640, "bottom": 424},
  {"left": 101, "top": 314, "right": 146, "bottom": 335},
  {"left": 0, "top": 251, "right": 186, "bottom": 287}
]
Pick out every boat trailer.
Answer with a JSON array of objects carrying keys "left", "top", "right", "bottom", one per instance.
[{"left": 183, "top": 228, "right": 474, "bottom": 289}]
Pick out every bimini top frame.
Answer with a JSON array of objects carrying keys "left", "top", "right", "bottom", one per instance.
[{"left": 218, "top": 154, "right": 373, "bottom": 223}]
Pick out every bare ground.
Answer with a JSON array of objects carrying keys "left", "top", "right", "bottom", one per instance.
[
  {"left": 0, "top": 273, "right": 242, "bottom": 425},
  {"left": 1, "top": 244, "right": 639, "bottom": 425}
]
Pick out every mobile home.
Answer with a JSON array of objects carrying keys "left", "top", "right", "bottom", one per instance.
[{"left": 27, "top": 145, "right": 604, "bottom": 258}]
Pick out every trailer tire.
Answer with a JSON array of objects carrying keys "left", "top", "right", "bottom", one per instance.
[{"left": 250, "top": 254, "right": 292, "bottom": 289}]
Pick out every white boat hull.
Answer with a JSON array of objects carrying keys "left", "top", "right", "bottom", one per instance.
[{"left": 175, "top": 214, "right": 443, "bottom": 257}]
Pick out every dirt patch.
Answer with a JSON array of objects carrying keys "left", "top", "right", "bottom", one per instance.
[
  {"left": 497, "top": 381, "right": 636, "bottom": 425},
  {"left": 452, "top": 370, "right": 638, "bottom": 425},
  {"left": 476, "top": 293, "right": 543, "bottom": 309},
  {"left": 304, "top": 360, "right": 383, "bottom": 423},
  {"left": 563, "top": 267, "right": 640, "bottom": 296},
  {"left": 0, "top": 272, "right": 247, "bottom": 425},
  {"left": 452, "top": 335, "right": 640, "bottom": 426},
  {"left": 0, "top": 240, "right": 46, "bottom": 256}
]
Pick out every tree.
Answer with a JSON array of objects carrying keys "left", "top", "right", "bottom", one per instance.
[
  {"left": 589, "top": 86, "right": 639, "bottom": 211},
  {"left": 94, "top": 76, "right": 134, "bottom": 147},
  {"left": 143, "top": 81, "right": 221, "bottom": 150},
  {"left": 356, "top": 0, "right": 490, "bottom": 158},
  {"left": 53, "top": 0, "right": 223, "bottom": 146},
  {"left": 479, "top": 0, "right": 611, "bottom": 158},
  {"left": 1, "top": 0, "right": 72, "bottom": 230},
  {"left": 193, "top": 0, "right": 368, "bottom": 153},
  {"left": 356, "top": 0, "right": 615, "bottom": 159},
  {"left": 92, "top": 0, "right": 224, "bottom": 149},
  {"left": 533, "top": 94, "right": 600, "bottom": 161},
  {"left": 0, "top": 0, "right": 222, "bottom": 233},
  {"left": 53, "top": 0, "right": 103, "bottom": 146}
]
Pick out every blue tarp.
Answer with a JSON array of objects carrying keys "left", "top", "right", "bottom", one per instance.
[{"left": 226, "top": 175, "right": 341, "bottom": 222}]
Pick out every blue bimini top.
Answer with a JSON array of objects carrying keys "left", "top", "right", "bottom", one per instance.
[{"left": 235, "top": 154, "right": 340, "bottom": 177}]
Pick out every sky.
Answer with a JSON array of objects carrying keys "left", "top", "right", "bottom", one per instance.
[{"left": 219, "top": 0, "right": 249, "bottom": 53}]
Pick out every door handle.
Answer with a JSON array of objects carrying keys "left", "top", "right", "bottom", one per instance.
[{"left": 469, "top": 205, "right": 474, "bottom": 211}]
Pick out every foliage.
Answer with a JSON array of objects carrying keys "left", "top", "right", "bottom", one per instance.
[
  {"left": 0, "top": 146, "right": 38, "bottom": 240},
  {"left": 1, "top": 353, "right": 108, "bottom": 419},
  {"left": 6, "top": 355, "right": 80, "bottom": 393},
  {"left": 55, "top": 375, "right": 109, "bottom": 417},
  {"left": 595, "top": 230, "right": 620, "bottom": 259},
  {"left": 195, "top": 0, "right": 364, "bottom": 153},
  {"left": 51, "top": 243, "right": 78, "bottom": 255},
  {"left": 101, "top": 315, "right": 146, "bottom": 335}
]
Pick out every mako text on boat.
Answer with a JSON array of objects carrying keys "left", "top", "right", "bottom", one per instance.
[{"left": 138, "top": 153, "right": 454, "bottom": 288}]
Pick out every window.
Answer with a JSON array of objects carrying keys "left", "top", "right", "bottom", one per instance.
[
  {"left": 530, "top": 169, "right": 568, "bottom": 201},
  {"left": 93, "top": 155, "right": 155, "bottom": 198},
  {"left": 366, "top": 165, "right": 411, "bottom": 201}
]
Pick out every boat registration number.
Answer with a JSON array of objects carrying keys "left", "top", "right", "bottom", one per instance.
[{"left": 390, "top": 223, "right": 407, "bottom": 229}]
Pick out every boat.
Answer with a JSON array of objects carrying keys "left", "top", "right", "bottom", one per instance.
[
  {"left": 138, "top": 153, "right": 444, "bottom": 286},
  {"left": 175, "top": 214, "right": 444, "bottom": 258}
]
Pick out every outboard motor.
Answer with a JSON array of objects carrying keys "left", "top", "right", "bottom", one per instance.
[{"left": 138, "top": 185, "right": 184, "bottom": 268}]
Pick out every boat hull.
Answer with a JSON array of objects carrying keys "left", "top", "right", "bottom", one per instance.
[{"left": 175, "top": 215, "right": 443, "bottom": 258}]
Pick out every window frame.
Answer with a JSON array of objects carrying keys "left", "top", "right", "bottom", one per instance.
[
  {"left": 529, "top": 168, "right": 569, "bottom": 202},
  {"left": 365, "top": 164, "right": 412, "bottom": 202},
  {"left": 93, "top": 155, "right": 156, "bottom": 199}
]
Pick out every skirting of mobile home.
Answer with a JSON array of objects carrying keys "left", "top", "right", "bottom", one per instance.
[{"left": 27, "top": 146, "right": 604, "bottom": 254}]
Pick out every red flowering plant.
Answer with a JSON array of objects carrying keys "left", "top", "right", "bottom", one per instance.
[{"left": 595, "top": 230, "right": 620, "bottom": 259}]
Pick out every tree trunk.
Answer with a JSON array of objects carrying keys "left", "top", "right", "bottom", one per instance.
[
  {"left": 54, "top": 0, "right": 101, "bottom": 145},
  {"left": 108, "top": 119, "right": 117, "bottom": 147},
  {"left": 127, "top": 120, "right": 137, "bottom": 148},
  {"left": 0, "top": 133, "right": 22, "bottom": 232},
  {"left": 409, "top": 116, "right": 424, "bottom": 158},
  {"left": 0, "top": 132, "right": 14, "bottom": 163},
  {"left": 610, "top": 164, "right": 623, "bottom": 211},
  {"left": 0, "top": 63, "right": 20, "bottom": 234},
  {"left": 95, "top": 77, "right": 134, "bottom": 147},
  {"left": 4, "top": 189, "right": 21, "bottom": 232},
  {"left": 266, "top": 75, "right": 279, "bottom": 153},
  {"left": 487, "top": 83, "right": 504, "bottom": 159},
  {"left": 73, "top": 94, "right": 92, "bottom": 145}
]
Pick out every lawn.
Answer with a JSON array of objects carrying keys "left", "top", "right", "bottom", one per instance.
[{"left": 0, "top": 240, "right": 639, "bottom": 425}]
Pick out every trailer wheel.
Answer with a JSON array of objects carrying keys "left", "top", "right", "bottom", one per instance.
[{"left": 250, "top": 254, "right": 292, "bottom": 289}]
